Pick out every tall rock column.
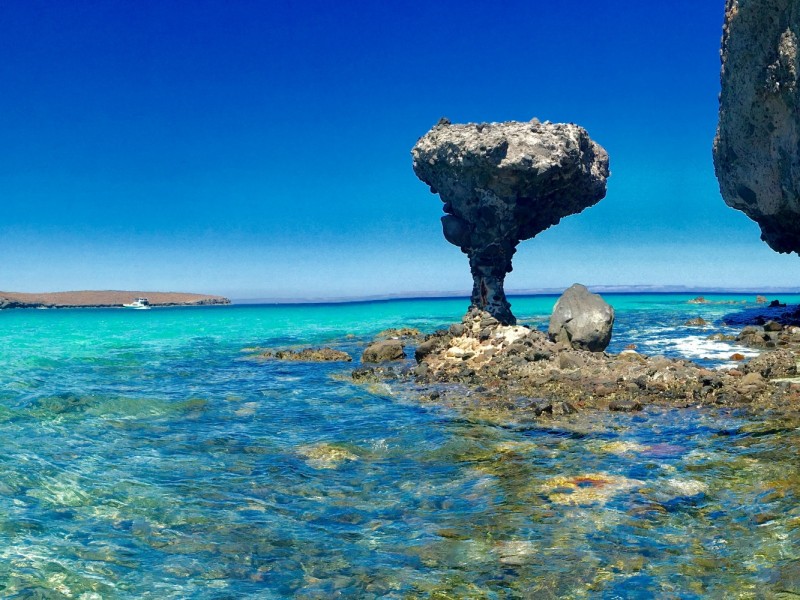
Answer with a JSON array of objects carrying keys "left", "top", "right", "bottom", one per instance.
[
  {"left": 714, "top": 0, "right": 800, "bottom": 253},
  {"left": 412, "top": 118, "right": 609, "bottom": 324}
]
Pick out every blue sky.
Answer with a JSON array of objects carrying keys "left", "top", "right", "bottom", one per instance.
[{"left": 2, "top": 0, "right": 798, "bottom": 299}]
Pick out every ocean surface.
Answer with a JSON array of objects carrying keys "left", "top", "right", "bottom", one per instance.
[{"left": 1, "top": 294, "right": 799, "bottom": 598}]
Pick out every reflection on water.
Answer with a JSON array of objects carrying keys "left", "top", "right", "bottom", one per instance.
[{"left": 0, "top": 299, "right": 798, "bottom": 597}]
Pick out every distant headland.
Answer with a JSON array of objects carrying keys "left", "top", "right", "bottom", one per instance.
[{"left": 0, "top": 291, "right": 231, "bottom": 309}]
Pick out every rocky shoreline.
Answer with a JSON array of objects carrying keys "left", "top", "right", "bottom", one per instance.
[
  {"left": 0, "top": 290, "right": 231, "bottom": 310},
  {"left": 402, "top": 308, "right": 800, "bottom": 418},
  {"left": 246, "top": 301, "right": 800, "bottom": 425}
]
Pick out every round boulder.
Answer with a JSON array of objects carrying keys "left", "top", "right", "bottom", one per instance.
[{"left": 548, "top": 284, "right": 614, "bottom": 352}]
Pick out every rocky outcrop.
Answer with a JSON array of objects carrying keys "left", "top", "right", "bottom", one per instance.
[
  {"left": 548, "top": 284, "right": 614, "bottom": 352},
  {"left": 0, "top": 297, "right": 32, "bottom": 309},
  {"left": 258, "top": 348, "right": 352, "bottom": 362},
  {"left": 362, "top": 340, "right": 406, "bottom": 363},
  {"left": 374, "top": 327, "right": 423, "bottom": 340},
  {"left": 685, "top": 317, "right": 709, "bottom": 327},
  {"left": 713, "top": 0, "right": 800, "bottom": 253},
  {"left": 737, "top": 321, "right": 800, "bottom": 350},
  {"left": 412, "top": 119, "right": 609, "bottom": 324},
  {"left": 745, "top": 348, "right": 797, "bottom": 378},
  {"left": 369, "top": 310, "right": 800, "bottom": 419}
]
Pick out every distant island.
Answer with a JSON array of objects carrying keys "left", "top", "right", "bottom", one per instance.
[{"left": 0, "top": 290, "right": 231, "bottom": 309}]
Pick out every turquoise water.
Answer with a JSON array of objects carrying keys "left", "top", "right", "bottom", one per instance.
[{"left": 1, "top": 295, "right": 799, "bottom": 598}]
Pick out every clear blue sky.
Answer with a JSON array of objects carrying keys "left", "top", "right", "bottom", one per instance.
[{"left": 2, "top": 0, "right": 798, "bottom": 299}]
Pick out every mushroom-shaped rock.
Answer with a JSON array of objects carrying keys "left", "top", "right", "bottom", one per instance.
[
  {"left": 548, "top": 284, "right": 614, "bottom": 352},
  {"left": 412, "top": 119, "right": 609, "bottom": 324},
  {"left": 713, "top": 0, "right": 800, "bottom": 253}
]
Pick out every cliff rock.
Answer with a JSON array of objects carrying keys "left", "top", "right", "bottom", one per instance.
[{"left": 714, "top": 0, "right": 800, "bottom": 253}]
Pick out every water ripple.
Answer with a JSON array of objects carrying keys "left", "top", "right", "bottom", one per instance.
[{"left": 0, "top": 299, "right": 798, "bottom": 596}]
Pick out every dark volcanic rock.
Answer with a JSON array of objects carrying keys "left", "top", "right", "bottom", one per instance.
[
  {"left": 737, "top": 326, "right": 772, "bottom": 347},
  {"left": 412, "top": 119, "right": 609, "bottom": 324},
  {"left": 548, "top": 284, "right": 615, "bottom": 352},
  {"left": 362, "top": 340, "right": 406, "bottom": 363},
  {"left": 415, "top": 338, "right": 444, "bottom": 363},
  {"left": 713, "top": 0, "right": 800, "bottom": 253}
]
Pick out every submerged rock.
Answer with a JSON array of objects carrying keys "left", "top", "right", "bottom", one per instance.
[
  {"left": 541, "top": 473, "right": 643, "bottom": 506},
  {"left": 412, "top": 119, "right": 609, "bottom": 324},
  {"left": 374, "top": 327, "right": 422, "bottom": 340},
  {"left": 495, "top": 540, "right": 538, "bottom": 566},
  {"left": 257, "top": 348, "right": 352, "bottom": 362},
  {"left": 771, "top": 561, "right": 800, "bottom": 596},
  {"left": 297, "top": 443, "right": 358, "bottom": 469},
  {"left": 714, "top": 0, "right": 800, "bottom": 253},
  {"left": 548, "top": 284, "right": 615, "bottom": 352}
]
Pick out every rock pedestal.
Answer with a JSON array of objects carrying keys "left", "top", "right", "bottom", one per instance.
[
  {"left": 412, "top": 119, "right": 609, "bottom": 325},
  {"left": 468, "top": 263, "right": 515, "bottom": 326}
]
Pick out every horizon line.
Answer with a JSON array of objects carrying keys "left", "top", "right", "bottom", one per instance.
[{"left": 230, "top": 284, "right": 800, "bottom": 305}]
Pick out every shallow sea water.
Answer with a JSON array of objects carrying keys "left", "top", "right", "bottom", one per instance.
[{"left": 1, "top": 294, "right": 799, "bottom": 598}]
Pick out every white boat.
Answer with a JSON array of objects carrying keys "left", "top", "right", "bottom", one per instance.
[{"left": 122, "top": 297, "right": 151, "bottom": 310}]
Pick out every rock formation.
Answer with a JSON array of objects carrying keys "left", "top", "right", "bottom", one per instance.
[
  {"left": 548, "top": 284, "right": 615, "bottom": 352},
  {"left": 258, "top": 348, "right": 352, "bottom": 362},
  {"left": 362, "top": 340, "right": 406, "bottom": 363},
  {"left": 366, "top": 307, "right": 800, "bottom": 419},
  {"left": 412, "top": 119, "right": 609, "bottom": 324},
  {"left": 714, "top": 0, "right": 800, "bottom": 253}
]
